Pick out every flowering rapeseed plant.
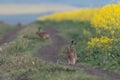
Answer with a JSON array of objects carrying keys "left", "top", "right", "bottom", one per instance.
[{"left": 88, "top": 36, "right": 113, "bottom": 50}]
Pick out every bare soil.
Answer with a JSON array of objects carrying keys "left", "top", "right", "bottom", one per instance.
[{"left": 0, "top": 25, "right": 23, "bottom": 45}]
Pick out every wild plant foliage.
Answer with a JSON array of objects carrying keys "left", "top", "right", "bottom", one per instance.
[{"left": 38, "top": 3, "right": 120, "bottom": 72}]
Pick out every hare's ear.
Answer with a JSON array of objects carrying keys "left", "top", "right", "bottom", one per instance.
[
  {"left": 37, "top": 27, "right": 41, "bottom": 32},
  {"left": 71, "top": 40, "right": 74, "bottom": 45},
  {"left": 74, "top": 42, "right": 77, "bottom": 45},
  {"left": 71, "top": 40, "right": 76, "bottom": 45}
]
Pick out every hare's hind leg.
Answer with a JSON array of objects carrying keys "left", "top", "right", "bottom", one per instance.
[{"left": 71, "top": 58, "right": 76, "bottom": 65}]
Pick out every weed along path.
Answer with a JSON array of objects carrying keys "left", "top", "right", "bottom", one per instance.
[
  {"left": 37, "top": 25, "right": 120, "bottom": 80},
  {"left": 0, "top": 25, "right": 23, "bottom": 46}
]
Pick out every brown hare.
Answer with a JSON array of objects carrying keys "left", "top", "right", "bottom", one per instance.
[
  {"left": 36, "top": 27, "right": 50, "bottom": 39},
  {"left": 66, "top": 40, "right": 77, "bottom": 65}
]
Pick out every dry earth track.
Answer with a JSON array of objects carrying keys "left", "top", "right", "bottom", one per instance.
[{"left": 0, "top": 25, "right": 23, "bottom": 45}]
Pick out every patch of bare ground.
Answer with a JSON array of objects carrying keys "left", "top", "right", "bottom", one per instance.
[{"left": 0, "top": 25, "right": 23, "bottom": 45}]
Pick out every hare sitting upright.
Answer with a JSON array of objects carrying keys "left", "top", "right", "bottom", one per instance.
[{"left": 66, "top": 40, "right": 77, "bottom": 65}]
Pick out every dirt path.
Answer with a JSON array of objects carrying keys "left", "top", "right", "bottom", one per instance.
[
  {"left": 0, "top": 25, "right": 23, "bottom": 46},
  {"left": 37, "top": 25, "right": 120, "bottom": 80},
  {"left": 37, "top": 26, "right": 67, "bottom": 63}
]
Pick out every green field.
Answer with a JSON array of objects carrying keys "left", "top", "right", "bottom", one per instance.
[
  {"left": 38, "top": 21, "right": 120, "bottom": 73},
  {"left": 0, "top": 22, "right": 110, "bottom": 80}
]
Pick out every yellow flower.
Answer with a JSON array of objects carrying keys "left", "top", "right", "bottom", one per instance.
[
  {"left": 88, "top": 36, "right": 113, "bottom": 49},
  {"left": 91, "top": 3, "right": 120, "bottom": 35}
]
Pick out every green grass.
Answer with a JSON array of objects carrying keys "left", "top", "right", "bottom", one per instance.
[
  {"left": 1, "top": 23, "right": 51, "bottom": 56},
  {"left": 0, "top": 22, "right": 107, "bottom": 80},
  {"left": 0, "top": 55, "right": 106, "bottom": 80},
  {"left": 35, "top": 20, "right": 120, "bottom": 73}
]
